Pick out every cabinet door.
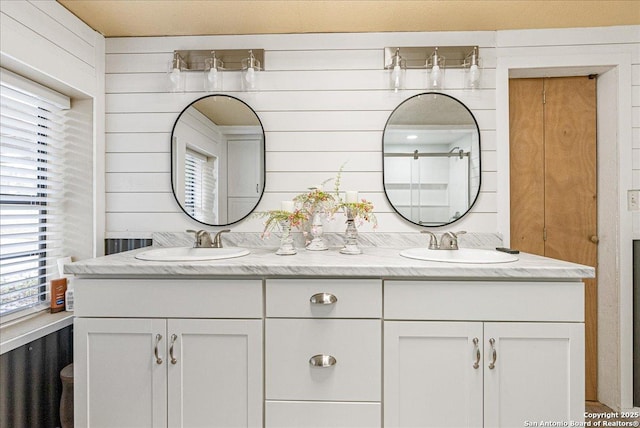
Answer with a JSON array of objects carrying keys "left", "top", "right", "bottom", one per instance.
[
  {"left": 384, "top": 322, "right": 483, "bottom": 428},
  {"left": 167, "top": 319, "right": 263, "bottom": 428},
  {"left": 75, "top": 318, "right": 167, "bottom": 428},
  {"left": 484, "top": 322, "right": 585, "bottom": 427}
]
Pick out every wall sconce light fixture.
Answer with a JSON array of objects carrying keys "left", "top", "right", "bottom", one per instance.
[
  {"left": 383, "top": 46, "right": 480, "bottom": 91},
  {"left": 168, "top": 52, "right": 186, "bottom": 92},
  {"left": 204, "top": 51, "right": 223, "bottom": 92},
  {"left": 385, "top": 48, "right": 406, "bottom": 92},
  {"left": 166, "top": 49, "right": 265, "bottom": 92},
  {"left": 463, "top": 46, "right": 481, "bottom": 90},
  {"left": 241, "top": 50, "right": 261, "bottom": 92},
  {"left": 426, "top": 47, "right": 445, "bottom": 89}
]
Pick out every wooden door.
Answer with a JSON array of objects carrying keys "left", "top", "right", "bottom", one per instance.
[{"left": 509, "top": 76, "right": 598, "bottom": 400}]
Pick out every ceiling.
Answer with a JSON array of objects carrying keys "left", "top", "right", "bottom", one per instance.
[{"left": 56, "top": 0, "right": 640, "bottom": 38}]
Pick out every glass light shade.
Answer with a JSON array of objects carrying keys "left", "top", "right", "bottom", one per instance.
[
  {"left": 426, "top": 48, "right": 445, "bottom": 89},
  {"left": 390, "top": 65, "right": 406, "bottom": 91},
  {"left": 429, "top": 64, "right": 443, "bottom": 89},
  {"left": 168, "top": 54, "right": 185, "bottom": 92},
  {"left": 464, "top": 48, "right": 481, "bottom": 90},
  {"left": 241, "top": 50, "right": 261, "bottom": 91},
  {"left": 204, "top": 55, "right": 223, "bottom": 91},
  {"left": 387, "top": 48, "right": 406, "bottom": 92}
]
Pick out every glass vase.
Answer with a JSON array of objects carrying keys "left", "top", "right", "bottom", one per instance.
[
  {"left": 275, "top": 219, "right": 296, "bottom": 255},
  {"left": 340, "top": 207, "right": 362, "bottom": 255},
  {"left": 306, "top": 211, "right": 328, "bottom": 251}
]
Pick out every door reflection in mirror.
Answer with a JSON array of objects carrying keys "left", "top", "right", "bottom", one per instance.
[
  {"left": 383, "top": 93, "right": 481, "bottom": 227},
  {"left": 171, "top": 95, "right": 265, "bottom": 226}
]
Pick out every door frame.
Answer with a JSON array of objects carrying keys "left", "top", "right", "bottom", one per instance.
[{"left": 496, "top": 52, "right": 634, "bottom": 410}]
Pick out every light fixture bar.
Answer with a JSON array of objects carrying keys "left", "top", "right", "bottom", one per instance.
[
  {"left": 174, "top": 49, "right": 265, "bottom": 71},
  {"left": 384, "top": 46, "right": 478, "bottom": 69}
]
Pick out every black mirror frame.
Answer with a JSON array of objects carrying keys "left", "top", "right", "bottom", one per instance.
[
  {"left": 170, "top": 94, "right": 266, "bottom": 227},
  {"left": 381, "top": 92, "right": 482, "bottom": 228}
]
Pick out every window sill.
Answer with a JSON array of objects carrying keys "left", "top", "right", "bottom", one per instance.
[{"left": 0, "top": 311, "right": 74, "bottom": 355}]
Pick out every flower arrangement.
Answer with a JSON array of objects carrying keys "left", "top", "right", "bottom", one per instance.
[
  {"left": 336, "top": 199, "right": 378, "bottom": 229},
  {"left": 294, "top": 185, "right": 336, "bottom": 215},
  {"left": 253, "top": 209, "right": 308, "bottom": 239},
  {"left": 254, "top": 162, "right": 377, "bottom": 253}
]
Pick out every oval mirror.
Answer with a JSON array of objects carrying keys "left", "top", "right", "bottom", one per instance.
[
  {"left": 171, "top": 95, "right": 265, "bottom": 226},
  {"left": 382, "top": 92, "right": 481, "bottom": 227}
]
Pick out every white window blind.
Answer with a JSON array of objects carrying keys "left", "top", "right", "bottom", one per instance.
[
  {"left": 184, "top": 149, "right": 217, "bottom": 224},
  {"left": 0, "top": 69, "right": 69, "bottom": 319}
]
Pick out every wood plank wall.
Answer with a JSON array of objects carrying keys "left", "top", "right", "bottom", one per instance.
[
  {"left": 0, "top": 0, "right": 101, "bottom": 96},
  {"left": 104, "top": 33, "right": 498, "bottom": 237}
]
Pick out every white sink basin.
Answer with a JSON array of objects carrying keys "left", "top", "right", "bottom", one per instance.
[
  {"left": 135, "top": 247, "right": 250, "bottom": 261},
  {"left": 399, "top": 248, "right": 518, "bottom": 264}
]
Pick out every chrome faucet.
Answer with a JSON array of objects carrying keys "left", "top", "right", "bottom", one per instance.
[
  {"left": 187, "top": 229, "right": 231, "bottom": 248},
  {"left": 421, "top": 230, "right": 466, "bottom": 250}
]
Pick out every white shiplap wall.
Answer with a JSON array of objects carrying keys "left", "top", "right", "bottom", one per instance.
[
  {"left": 105, "top": 32, "right": 498, "bottom": 237},
  {"left": 0, "top": 0, "right": 101, "bottom": 97}
]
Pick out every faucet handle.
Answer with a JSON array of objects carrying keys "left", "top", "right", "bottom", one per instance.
[
  {"left": 186, "top": 230, "right": 200, "bottom": 247},
  {"left": 443, "top": 230, "right": 466, "bottom": 250},
  {"left": 420, "top": 230, "right": 439, "bottom": 250},
  {"left": 212, "top": 229, "right": 231, "bottom": 248},
  {"left": 186, "top": 229, "right": 213, "bottom": 248}
]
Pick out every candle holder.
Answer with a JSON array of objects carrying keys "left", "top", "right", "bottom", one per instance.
[
  {"left": 275, "top": 219, "right": 297, "bottom": 255},
  {"left": 340, "top": 207, "right": 362, "bottom": 255},
  {"left": 306, "top": 210, "right": 328, "bottom": 251}
]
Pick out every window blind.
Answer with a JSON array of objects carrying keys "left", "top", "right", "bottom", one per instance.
[
  {"left": 184, "top": 149, "right": 217, "bottom": 224},
  {"left": 0, "top": 69, "right": 69, "bottom": 319}
]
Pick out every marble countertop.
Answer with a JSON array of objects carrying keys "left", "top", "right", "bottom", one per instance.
[{"left": 66, "top": 242, "right": 595, "bottom": 280}]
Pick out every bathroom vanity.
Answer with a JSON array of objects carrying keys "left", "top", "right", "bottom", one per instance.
[{"left": 68, "top": 244, "right": 593, "bottom": 428}]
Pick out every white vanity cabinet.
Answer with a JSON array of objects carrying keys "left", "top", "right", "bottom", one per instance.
[
  {"left": 383, "top": 280, "right": 586, "bottom": 428},
  {"left": 74, "top": 279, "right": 263, "bottom": 428},
  {"left": 264, "top": 279, "right": 382, "bottom": 428}
]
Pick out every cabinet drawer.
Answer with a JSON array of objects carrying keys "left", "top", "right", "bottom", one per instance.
[
  {"left": 266, "top": 279, "right": 381, "bottom": 318},
  {"left": 266, "top": 319, "right": 381, "bottom": 401},
  {"left": 384, "top": 280, "right": 584, "bottom": 322},
  {"left": 75, "top": 279, "right": 263, "bottom": 318},
  {"left": 265, "top": 401, "right": 380, "bottom": 428}
]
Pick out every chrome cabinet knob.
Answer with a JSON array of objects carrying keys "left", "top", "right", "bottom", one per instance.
[
  {"left": 472, "top": 337, "right": 480, "bottom": 369},
  {"left": 488, "top": 338, "right": 497, "bottom": 370},
  {"left": 154, "top": 334, "right": 163, "bottom": 365},
  {"left": 310, "top": 293, "right": 337, "bottom": 305},
  {"left": 169, "top": 334, "right": 178, "bottom": 365},
  {"left": 309, "top": 354, "right": 337, "bottom": 367}
]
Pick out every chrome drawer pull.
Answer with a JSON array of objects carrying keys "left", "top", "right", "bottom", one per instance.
[
  {"left": 310, "top": 293, "right": 337, "bottom": 305},
  {"left": 154, "top": 334, "right": 163, "bottom": 365},
  {"left": 472, "top": 337, "right": 480, "bottom": 369},
  {"left": 309, "top": 354, "right": 337, "bottom": 367},
  {"left": 169, "top": 334, "right": 178, "bottom": 365},
  {"left": 488, "top": 338, "right": 497, "bottom": 370}
]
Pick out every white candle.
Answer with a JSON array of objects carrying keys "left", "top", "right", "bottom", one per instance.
[
  {"left": 345, "top": 191, "right": 358, "bottom": 203},
  {"left": 281, "top": 201, "right": 295, "bottom": 212}
]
